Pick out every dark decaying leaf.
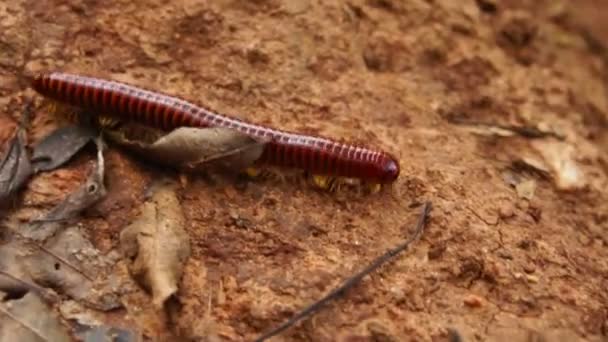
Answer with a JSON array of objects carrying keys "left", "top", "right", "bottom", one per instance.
[
  {"left": 0, "top": 269, "right": 58, "bottom": 303},
  {"left": 21, "top": 136, "right": 107, "bottom": 241},
  {"left": 0, "top": 105, "right": 33, "bottom": 204},
  {"left": 106, "top": 126, "right": 267, "bottom": 174},
  {"left": 120, "top": 181, "right": 191, "bottom": 308},
  {"left": 0, "top": 227, "right": 125, "bottom": 311},
  {"left": 0, "top": 241, "right": 34, "bottom": 297},
  {"left": 60, "top": 300, "right": 142, "bottom": 342},
  {"left": 77, "top": 325, "right": 140, "bottom": 342},
  {"left": 31, "top": 124, "right": 96, "bottom": 172},
  {"left": 0, "top": 292, "right": 71, "bottom": 342},
  {"left": 24, "top": 227, "right": 125, "bottom": 310}
]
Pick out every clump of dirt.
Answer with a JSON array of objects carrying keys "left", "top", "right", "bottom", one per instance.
[{"left": 1, "top": 0, "right": 607, "bottom": 341}]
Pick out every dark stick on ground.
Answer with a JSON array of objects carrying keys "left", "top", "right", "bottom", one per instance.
[{"left": 254, "top": 201, "right": 432, "bottom": 342}]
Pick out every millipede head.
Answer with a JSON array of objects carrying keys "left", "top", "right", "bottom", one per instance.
[{"left": 378, "top": 154, "right": 400, "bottom": 184}]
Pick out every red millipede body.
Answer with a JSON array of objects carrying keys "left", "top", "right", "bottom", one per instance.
[{"left": 30, "top": 72, "right": 400, "bottom": 183}]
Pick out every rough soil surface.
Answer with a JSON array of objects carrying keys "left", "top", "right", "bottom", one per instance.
[{"left": 1, "top": 0, "right": 608, "bottom": 341}]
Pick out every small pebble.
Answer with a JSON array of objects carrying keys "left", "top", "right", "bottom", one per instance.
[
  {"left": 498, "top": 203, "right": 515, "bottom": 219},
  {"left": 463, "top": 294, "right": 484, "bottom": 308},
  {"left": 526, "top": 274, "right": 539, "bottom": 283},
  {"left": 523, "top": 263, "right": 536, "bottom": 274}
]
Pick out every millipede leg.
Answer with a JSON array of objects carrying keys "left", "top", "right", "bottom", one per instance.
[
  {"left": 311, "top": 174, "right": 330, "bottom": 191},
  {"left": 244, "top": 167, "right": 263, "bottom": 178},
  {"left": 366, "top": 183, "right": 382, "bottom": 194},
  {"left": 97, "top": 114, "right": 121, "bottom": 129},
  {"left": 311, "top": 175, "right": 342, "bottom": 192},
  {"left": 44, "top": 100, "right": 77, "bottom": 124}
]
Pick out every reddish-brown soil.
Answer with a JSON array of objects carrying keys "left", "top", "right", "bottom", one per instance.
[{"left": 1, "top": 0, "right": 607, "bottom": 341}]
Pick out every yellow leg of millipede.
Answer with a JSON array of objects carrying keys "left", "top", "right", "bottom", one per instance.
[
  {"left": 366, "top": 183, "right": 382, "bottom": 194},
  {"left": 245, "top": 167, "right": 263, "bottom": 178},
  {"left": 311, "top": 175, "right": 341, "bottom": 192},
  {"left": 98, "top": 115, "right": 120, "bottom": 129}
]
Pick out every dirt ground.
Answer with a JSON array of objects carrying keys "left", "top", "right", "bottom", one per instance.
[{"left": 1, "top": 0, "right": 608, "bottom": 341}]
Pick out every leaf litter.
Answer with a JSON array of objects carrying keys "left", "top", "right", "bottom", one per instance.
[
  {"left": 1, "top": 134, "right": 126, "bottom": 311},
  {"left": 23, "top": 226, "right": 125, "bottom": 310},
  {"left": 30, "top": 124, "right": 96, "bottom": 173},
  {"left": 531, "top": 140, "right": 587, "bottom": 191},
  {"left": 0, "top": 110, "right": 269, "bottom": 339},
  {"left": 0, "top": 292, "right": 71, "bottom": 342},
  {"left": 106, "top": 125, "right": 267, "bottom": 175},
  {"left": 60, "top": 300, "right": 142, "bottom": 342},
  {"left": 20, "top": 135, "right": 107, "bottom": 241},
  {"left": 120, "top": 179, "right": 191, "bottom": 308},
  {"left": 0, "top": 102, "right": 33, "bottom": 205},
  {"left": 0, "top": 130, "right": 129, "bottom": 341}
]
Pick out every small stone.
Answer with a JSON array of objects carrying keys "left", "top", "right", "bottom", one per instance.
[
  {"left": 497, "top": 250, "right": 513, "bottom": 260},
  {"left": 498, "top": 203, "right": 515, "bottom": 219},
  {"left": 463, "top": 294, "right": 484, "bottom": 308},
  {"left": 578, "top": 234, "right": 591, "bottom": 245},
  {"left": 523, "top": 263, "right": 536, "bottom": 274},
  {"left": 526, "top": 274, "right": 539, "bottom": 284}
]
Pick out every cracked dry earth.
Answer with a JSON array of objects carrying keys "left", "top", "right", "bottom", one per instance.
[{"left": 1, "top": 0, "right": 608, "bottom": 341}]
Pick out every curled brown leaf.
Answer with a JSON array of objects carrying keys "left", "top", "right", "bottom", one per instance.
[
  {"left": 120, "top": 181, "right": 191, "bottom": 308},
  {"left": 106, "top": 125, "right": 267, "bottom": 175},
  {"left": 0, "top": 104, "right": 33, "bottom": 205}
]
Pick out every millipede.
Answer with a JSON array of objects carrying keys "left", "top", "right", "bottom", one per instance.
[{"left": 30, "top": 72, "right": 400, "bottom": 185}]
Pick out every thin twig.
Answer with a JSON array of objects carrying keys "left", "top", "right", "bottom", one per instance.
[{"left": 254, "top": 202, "right": 432, "bottom": 342}]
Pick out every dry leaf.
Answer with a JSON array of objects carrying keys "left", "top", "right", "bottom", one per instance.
[
  {"left": 120, "top": 181, "right": 191, "bottom": 308},
  {"left": 31, "top": 125, "right": 95, "bottom": 172},
  {"left": 0, "top": 226, "right": 125, "bottom": 311},
  {"left": 0, "top": 242, "right": 34, "bottom": 297},
  {"left": 22, "top": 136, "right": 107, "bottom": 241},
  {"left": 515, "top": 179, "right": 536, "bottom": 200},
  {"left": 0, "top": 269, "right": 57, "bottom": 303},
  {"left": 511, "top": 157, "right": 551, "bottom": 179},
  {"left": 79, "top": 325, "right": 141, "bottom": 342},
  {"left": 0, "top": 292, "right": 71, "bottom": 342},
  {"left": 531, "top": 140, "right": 587, "bottom": 191},
  {"left": 24, "top": 227, "right": 124, "bottom": 310},
  {"left": 106, "top": 126, "right": 266, "bottom": 174},
  {"left": 59, "top": 300, "right": 142, "bottom": 342},
  {"left": 0, "top": 120, "right": 32, "bottom": 205}
]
